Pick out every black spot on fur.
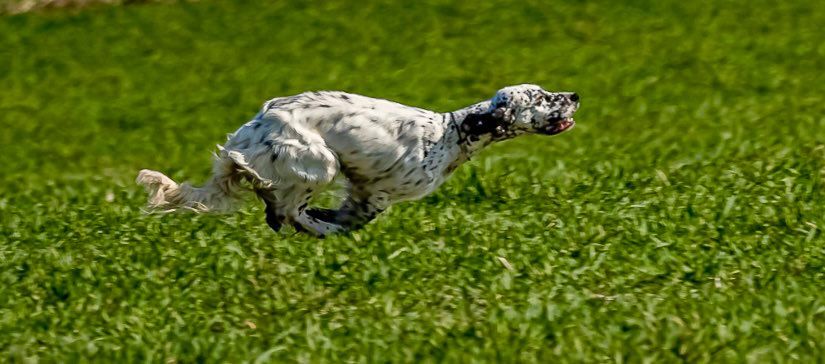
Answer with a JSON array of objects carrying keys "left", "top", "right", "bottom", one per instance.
[
  {"left": 463, "top": 112, "right": 504, "bottom": 137},
  {"left": 319, "top": 104, "right": 331, "bottom": 108},
  {"left": 306, "top": 208, "right": 337, "bottom": 222},
  {"left": 271, "top": 152, "right": 279, "bottom": 162},
  {"left": 422, "top": 140, "right": 436, "bottom": 158},
  {"left": 381, "top": 157, "right": 404, "bottom": 174},
  {"left": 253, "top": 122, "right": 262, "bottom": 130}
]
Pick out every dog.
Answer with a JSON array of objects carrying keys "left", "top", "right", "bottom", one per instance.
[{"left": 137, "top": 84, "right": 579, "bottom": 236}]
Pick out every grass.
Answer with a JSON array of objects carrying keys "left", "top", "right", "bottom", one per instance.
[
  {"left": 0, "top": 0, "right": 154, "bottom": 15},
  {"left": 1, "top": 0, "right": 824, "bottom": 362}
]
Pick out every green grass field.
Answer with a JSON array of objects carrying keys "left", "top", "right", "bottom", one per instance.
[{"left": 2, "top": 0, "right": 825, "bottom": 362}]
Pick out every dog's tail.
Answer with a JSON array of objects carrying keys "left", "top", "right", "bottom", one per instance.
[{"left": 136, "top": 150, "right": 247, "bottom": 213}]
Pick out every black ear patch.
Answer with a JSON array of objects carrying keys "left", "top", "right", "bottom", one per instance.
[{"left": 462, "top": 112, "right": 507, "bottom": 139}]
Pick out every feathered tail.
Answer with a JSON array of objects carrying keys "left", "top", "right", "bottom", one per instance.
[{"left": 136, "top": 148, "right": 248, "bottom": 213}]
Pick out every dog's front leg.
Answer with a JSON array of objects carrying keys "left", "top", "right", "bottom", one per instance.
[
  {"left": 333, "top": 192, "right": 389, "bottom": 232},
  {"left": 298, "top": 191, "right": 389, "bottom": 234},
  {"left": 292, "top": 209, "right": 346, "bottom": 237},
  {"left": 305, "top": 208, "right": 338, "bottom": 222}
]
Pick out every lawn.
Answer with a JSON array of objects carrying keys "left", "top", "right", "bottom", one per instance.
[{"left": 1, "top": 0, "right": 824, "bottom": 362}]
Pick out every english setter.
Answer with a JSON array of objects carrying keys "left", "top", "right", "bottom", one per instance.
[{"left": 137, "top": 84, "right": 579, "bottom": 236}]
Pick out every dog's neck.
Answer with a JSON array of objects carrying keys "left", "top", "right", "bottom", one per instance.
[{"left": 441, "top": 100, "right": 514, "bottom": 172}]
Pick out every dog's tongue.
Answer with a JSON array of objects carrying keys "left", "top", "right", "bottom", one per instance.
[{"left": 547, "top": 118, "right": 574, "bottom": 135}]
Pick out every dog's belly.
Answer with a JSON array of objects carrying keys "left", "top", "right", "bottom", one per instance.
[
  {"left": 379, "top": 169, "right": 446, "bottom": 201},
  {"left": 338, "top": 155, "right": 446, "bottom": 202}
]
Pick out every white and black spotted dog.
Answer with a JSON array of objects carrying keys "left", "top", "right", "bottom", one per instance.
[{"left": 137, "top": 84, "right": 579, "bottom": 236}]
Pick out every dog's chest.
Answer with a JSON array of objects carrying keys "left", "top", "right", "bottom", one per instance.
[{"left": 331, "top": 120, "right": 454, "bottom": 201}]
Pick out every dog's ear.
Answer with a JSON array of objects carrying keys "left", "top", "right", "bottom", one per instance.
[
  {"left": 463, "top": 110, "right": 510, "bottom": 138},
  {"left": 461, "top": 90, "right": 516, "bottom": 138},
  {"left": 462, "top": 112, "right": 500, "bottom": 137},
  {"left": 490, "top": 90, "right": 515, "bottom": 124}
]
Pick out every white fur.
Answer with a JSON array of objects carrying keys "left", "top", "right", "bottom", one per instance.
[{"left": 137, "top": 84, "right": 579, "bottom": 236}]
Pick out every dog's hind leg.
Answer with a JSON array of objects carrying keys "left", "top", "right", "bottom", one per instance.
[
  {"left": 264, "top": 201, "right": 283, "bottom": 232},
  {"left": 256, "top": 189, "right": 284, "bottom": 233},
  {"left": 240, "top": 118, "right": 344, "bottom": 235}
]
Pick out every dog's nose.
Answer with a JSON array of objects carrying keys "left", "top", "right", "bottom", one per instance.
[{"left": 569, "top": 93, "right": 579, "bottom": 102}]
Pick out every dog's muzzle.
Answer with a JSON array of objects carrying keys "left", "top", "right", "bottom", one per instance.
[{"left": 541, "top": 117, "right": 575, "bottom": 135}]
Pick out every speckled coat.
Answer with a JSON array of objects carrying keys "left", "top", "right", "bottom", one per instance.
[{"left": 137, "top": 84, "right": 579, "bottom": 236}]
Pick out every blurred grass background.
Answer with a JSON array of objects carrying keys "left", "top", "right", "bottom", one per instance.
[
  {"left": 0, "top": 0, "right": 164, "bottom": 15},
  {"left": 1, "top": 0, "right": 824, "bottom": 362}
]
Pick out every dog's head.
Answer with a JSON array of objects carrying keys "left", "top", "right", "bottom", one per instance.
[{"left": 463, "top": 84, "right": 579, "bottom": 139}]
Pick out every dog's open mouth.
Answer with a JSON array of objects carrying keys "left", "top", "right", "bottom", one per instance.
[{"left": 542, "top": 117, "right": 575, "bottom": 135}]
